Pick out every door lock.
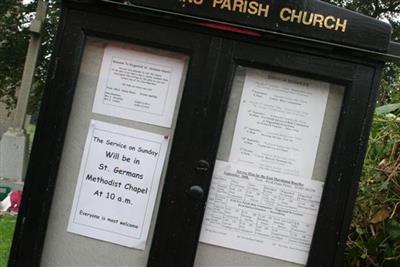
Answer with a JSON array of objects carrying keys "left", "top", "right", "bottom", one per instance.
[{"left": 195, "top": 160, "right": 210, "bottom": 174}]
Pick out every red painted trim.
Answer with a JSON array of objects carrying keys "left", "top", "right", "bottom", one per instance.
[{"left": 197, "top": 22, "right": 262, "bottom": 37}]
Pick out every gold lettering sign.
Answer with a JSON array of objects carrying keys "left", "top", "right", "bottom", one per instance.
[
  {"left": 178, "top": 0, "right": 348, "bottom": 32},
  {"left": 180, "top": 0, "right": 270, "bottom": 17},
  {"left": 280, "top": 7, "right": 347, "bottom": 32},
  {"left": 212, "top": 0, "right": 270, "bottom": 17}
]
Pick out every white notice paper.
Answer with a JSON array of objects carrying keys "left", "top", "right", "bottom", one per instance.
[
  {"left": 200, "top": 161, "right": 324, "bottom": 264},
  {"left": 93, "top": 45, "right": 187, "bottom": 128},
  {"left": 230, "top": 69, "right": 329, "bottom": 179},
  {"left": 68, "top": 120, "right": 169, "bottom": 249},
  {"left": 200, "top": 69, "right": 331, "bottom": 264}
]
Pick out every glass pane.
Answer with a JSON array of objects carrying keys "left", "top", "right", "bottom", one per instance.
[
  {"left": 195, "top": 66, "right": 344, "bottom": 267},
  {"left": 40, "top": 37, "right": 189, "bottom": 266}
]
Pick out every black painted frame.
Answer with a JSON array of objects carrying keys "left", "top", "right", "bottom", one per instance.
[
  {"left": 149, "top": 41, "right": 382, "bottom": 267},
  {"left": 8, "top": 1, "right": 384, "bottom": 267}
]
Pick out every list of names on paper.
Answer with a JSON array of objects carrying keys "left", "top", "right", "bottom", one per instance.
[
  {"left": 68, "top": 120, "right": 169, "bottom": 249},
  {"left": 104, "top": 57, "right": 172, "bottom": 114},
  {"left": 93, "top": 45, "right": 187, "bottom": 128},
  {"left": 230, "top": 69, "right": 329, "bottom": 179}
]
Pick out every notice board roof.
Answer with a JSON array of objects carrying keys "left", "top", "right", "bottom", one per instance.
[{"left": 96, "top": 0, "right": 392, "bottom": 53}]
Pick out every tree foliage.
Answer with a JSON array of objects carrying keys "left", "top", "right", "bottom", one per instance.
[
  {"left": 0, "top": 0, "right": 59, "bottom": 114},
  {"left": 324, "top": 0, "right": 400, "bottom": 20},
  {"left": 323, "top": 0, "right": 400, "bottom": 105},
  {"left": 0, "top": 1, "right": 33, "bottom": 111}
]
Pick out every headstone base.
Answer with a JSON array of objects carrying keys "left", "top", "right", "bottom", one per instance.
[{"left": 0, "top": 128, "right": 29, "bottom": 180}]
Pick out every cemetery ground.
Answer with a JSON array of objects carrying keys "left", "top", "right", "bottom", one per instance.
[{"left": 0, "top": 123, "right": 34, "bottom": 267}]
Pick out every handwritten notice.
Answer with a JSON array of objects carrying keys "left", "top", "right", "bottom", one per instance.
[
  {"left": 200, "top": 161, "right": 324, "bottom": 264},
  {"left": 67, "top": 120, "right": 169, "bottom": 249},
  {"left": 92, "top": 45, "right": 187, "bottom": 128},
  {"left": 230, "top": 69, "right": 329, "bottom": 179}
]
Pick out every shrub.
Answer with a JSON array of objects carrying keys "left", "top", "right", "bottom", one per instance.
[{"left": 345, "top": 109, "right": 400, "bottom": 267}]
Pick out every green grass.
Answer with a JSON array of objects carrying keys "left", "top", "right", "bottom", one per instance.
[{"left": 0, "top": 214, "right": 16, "bottom": 267}]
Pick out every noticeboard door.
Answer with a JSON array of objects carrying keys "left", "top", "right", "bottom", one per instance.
[
  {"left": 12, "top": 10, "right": 233, "bottom": 266},
  {"left": 10, "top": 6, "right": 380, "bottom": 267},
  {"left": 149, "top": 42, "right": 377, "bottom": 267},
  {"left": 193, "top": 44, "right": 347, "bottom": 267}
]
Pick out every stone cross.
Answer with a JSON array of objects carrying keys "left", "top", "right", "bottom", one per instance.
[
  {"left": 13, "top": 0, "right": 48, "bottom": 129},
  {"left": 0, "top": 1, "right": 48, "bottom": 180}
]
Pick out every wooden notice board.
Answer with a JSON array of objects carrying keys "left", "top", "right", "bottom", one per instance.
[{"left": 8, "top": 1, "right": 397, "bottom": 266}]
